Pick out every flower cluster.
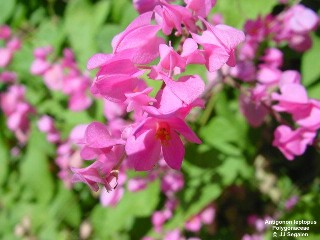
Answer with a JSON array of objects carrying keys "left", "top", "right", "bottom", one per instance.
[
  {"left": 0, "top": 84, "right": 34, "bottom": 144},
  {"left": 212, "top": 3, "right": 319, "bottom": 160},
  {"left": 30, "top": 47, "right": 92, "bottom": 111},
  {"left": 0, "top": 26, "right": 32, "bottom": 144},
  {"left": 71, "top": 0, "right": 245, "bottom": 192},
  {"left": 0, "top": 25, "right": 21, "bottom": 68}
]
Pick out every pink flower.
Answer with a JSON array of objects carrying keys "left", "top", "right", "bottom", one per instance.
[
  {"left": 72, "top": 161, "right": 117, "bottom": 192},
  {"left": 7, "top": 103, "right": 32, "bottom": 132},
  {"left": 80, "top": 122, "right": 125, "bottom": 160},
  {"left": 128, "top": 177, "right": 148, "bottom": 192},
  {"left": 230, "top": 60, "right": 256, "bottom": 82},
  {"left": 0, "top": 25, "right": 11, "bottom": 39},
  {"left": 211, "top": 13, "right": 224, "bottom": 25},
  {"left": 43, "top": 64, "right": 64, "bottom": 90},
  {"left": 273, "top": 125, "right": 316, "bottom": 160},
  {"left": 157, "top": 43, "right": 186, "bottom": 74},
  {"left": 164, "top": 229, "right": 183, "bottom": 240},
  {"left": 278, "top": 70, "right": 301, "bottom": 87},
  {"left": 0, "top": 37, "right": 21, "bottom": 67},
  {"left": 286, "top": 5, "right": 319, "bottom": 34},
  {"left": 272, "top": 83, "right": 311, "bottom": 118},
  {"left": 125, "top": 87, "right": 157, "bottom": 119},
  {"left": 100, "top": 172, "right": 126, "bottom": 206},
  {"left": 133, "top": 0, "right": 158, "bottom": 14},
  {"left": 37, "top": 115, "right": 60, "bottom": 143},
  {"left": 100, "top": 187, "right": 125, "bottom": 207},
  {"left": 103, "top": 99, "right": 127, "bottom": 121},
  {"left": 257, "top": 66, "right": 282, "bottom": 85},
  {"left": 260, "top": 48, "right": 283, "bottom": 68},
  {"left": 295, "top": 100, "right": 320, "bottom": 130},
  {"left": 0, "top": 85, "right": 25, "bottom": 115},
  {"left": 112, "top": 12, "right": 164, "bottom": 64},
  {"left": 7, "top": 37, "right": 21, "bottom": 51},
  {"left": 185, "top": 0, "right": 216, "bottom": 18},
  {"left": 161, "top": 171, "right": 184, "bottom": 196},
  {"left": 152, "top": 209, "right": 172, "bottom": 232},
  {"left": 192, "top": 20, "right": 245, "bottom": 71},
  {"left": 239, "top": 86, "right": 268, "bottom": 127},
  {"left": 0, "top": 71, "right": 16, "bottom": 83},
  {"left": 144, "top": 76, "right": 204, "bottom": 119},
  {"left": 68, "top": 92, "right": 92, "bottom": 111},
  {"left": 90, "top": 59, "right": 144, "bottom": 103},
  {"left": 185, "top": 216, "right": 202, "bottom": 232},
  {"left": 163, "top": 75, "right": 205, "bottom": 105},
  {"left": 200, "top": 206, "right": 215, "bottom": 224},
  {"left": 38, "top": 115, "right": 55, "bottom": 133},
  {"left": 126, "top": 117, "right": 201, "bottom": 171},
  {"left": 285, "top": 195, "right": 299, "bottom": 210},
  {"left": 0, "top": 48, "right": 13, "bottom": 67},
  {"left": 154, "top": 0, "right": 195, "bottom": 35},
  {"left": 244, "top": 16, "right": 271, "bottom": 42},
  {"left": 180, "top": 38, "right": 205, "bottom": 65},
  {"left": 30, "top": 46, "right": 52, "bottom": 75},
  {"left": 0, "top": 85, "right": 33, "bottom": 141},
  {"left": 288, "top": 34, "right": 312, "bottom": 52}
]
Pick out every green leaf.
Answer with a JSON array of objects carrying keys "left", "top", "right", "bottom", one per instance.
[
  {"left": 0, "top": 130, "right": 9, "bottom": 186},
  {"left": 48, "top": 183, "right": 81, "bottom": 227},
  {"left": 200, "top": 116, "right": 243, "bottom": 154},
  {"left": 9, "top": 43, "right": 34, "bottom": 77},
  {"left": 308, "top": 83, "right": 320, "bottom": 100},
  {"left": 91, "top": 180, "right": 160, "bottom": 238},
  {"left": 97, "top": 24, "right": 122, "bottom": 53},
  {"left": 65, "top": 0, "right": 111, "bottom": 68},
  {"left": 120, "top": 3, "right": 138, "bottom": 28},
  {"left": 8, "top": 2, "right": 26, "bottom": 28},
  {"left": 33, "top": 19, "right": 66, "bottom": 51},
  {"left": 217, "top": 156, "right": 253, "bottom": 185},
  {"left": 0, "top": 0, "right": 16, "bottom": 24},
  {"left": 20, "top": 125, "right": 55, "bottom": 204},
  {"left": 163, "top": 183, "right": 221, "bottom": 231},
  {"left": 213, "top": 0, "right": 277, "bottom": 28},
  {"left": 110, "top": 0, "right": 129, "bottom": 23},
  {"left": 302, "top": 34, "right": 320, "bottom": 87}
]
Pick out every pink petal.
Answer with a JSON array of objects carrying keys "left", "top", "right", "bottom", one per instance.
[
  {"left": 289, "top": 5, "right": 319, "bottom": 33},
  {"left": 85, "top": 122, "right": 124, "bottom": 148},
  {"left": 80, "top": 146, "right": 100, "bottom": 160},
  {"left": 205, "top": 45, "right": 229, "bottom": 72},
  {"left": 163, "top": 75, "right": 205, "bottom": 105},
  {"left": 162, "top": 131, "right": 185, "bottom": 170},
  {"left": 100, "top": 187, "right": 124, "bottom": 207},
  {"left": 0, "top": 48, "right": 12, "bottom": 67},
  {"left": 69, "top": 124, "right": 88, "bottom": 143},
  {"left": 166, "top": 118, "right": 202, "bottom": 144},
  {"left": 30, "top": 59, "right": 50, "bottom": 75},
  {"left": 87, "top": 53, "right": 113, "bottom": 70},
  {"left": 94, "top": 75, "right": 139, "bottom": 102},
  {"left": 126, "top": 129, "right": 161, "bottom": 171},
  {"left": 206, "top": 23, "right": 245, "bottom": 50}
]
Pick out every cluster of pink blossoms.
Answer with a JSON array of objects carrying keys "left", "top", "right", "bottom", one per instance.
[
  {"left": 0, "top": 25, "right": 33, "bottom": 145},
  {"left": 30, "top": 47, "right": 92, "bottom": 111},
  {"left": 0, "top": 84, "right": 34, "bottom": 144},
  {"left": 209, "top": 3, "right": 319, "bottom": 160},
  {"left": 0, "top": 25, "right": 21, "bottom": 68},
  {"left": 36, "top": 115, "right": 84, "bottom": 188},
  {"left": 71, "top": 0, "right": 245, "bottom": 193}
]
